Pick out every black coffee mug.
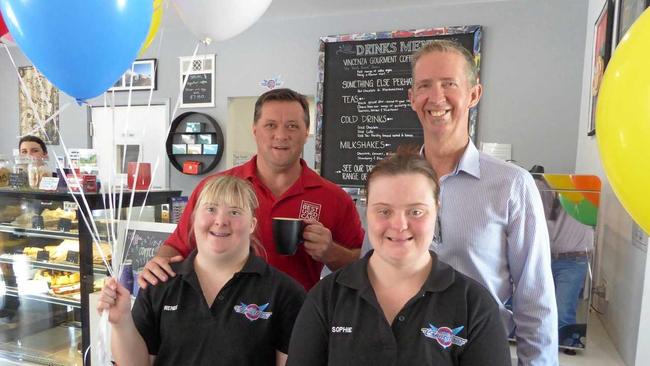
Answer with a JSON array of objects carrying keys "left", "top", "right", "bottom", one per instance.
[{"left": 272, "top": 217, "right": 305, "bottom": 255}]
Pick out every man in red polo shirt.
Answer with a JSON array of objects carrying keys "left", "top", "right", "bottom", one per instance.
[{"left": 138, "top": 88, "right": 364, "bottom": 290}]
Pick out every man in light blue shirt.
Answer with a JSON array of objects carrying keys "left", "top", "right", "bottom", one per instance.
[{"left": 408, "top": 40, "right": 558, "bottom": 365}]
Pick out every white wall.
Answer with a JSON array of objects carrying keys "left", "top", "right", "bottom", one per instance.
[
  {"left": 0, "top": 48, "right": 89, "bottom": 161},
  {"left": 575, "top": 1, "right": 650, "bottom": 365},
  {"left": 0, "top": 0, "right": 588, "bottom": 196}
]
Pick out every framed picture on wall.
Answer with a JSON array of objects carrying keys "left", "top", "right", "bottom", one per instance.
[
  {"left": 109, "top": 59, "right": 157, "bottom": 92},
  {"left": 18, "top": 66, "right": 60, "bottom": 145},
  {"left": 617, "top": 0, "right": 650, "bottom": 43},
  {"left": 179, "top": 54, "right": 215, "bottom": 108},
  {"left": 588, "top": 1, "right": 614, "bottom": 136}
]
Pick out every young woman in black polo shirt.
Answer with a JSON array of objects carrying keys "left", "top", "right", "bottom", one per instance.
[
  {"left": 98, "top": 175, "right": 305, "bottom": 366},
  {"left": 287, "top": 148, "right": 510, "bottom": 365}
]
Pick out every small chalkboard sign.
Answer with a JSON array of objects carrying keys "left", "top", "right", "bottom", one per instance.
[
  {"left": 179, "top": 54, "right": 215, "bottom": 108},
  {"left": 9, "top": 173, "right": 29, "bottom": 189},
  {"left": 58, "top": 218, "right": 72, "bottom": 232},
  {"left": 36, "top": 250, "right": 50, "bottom": 261},
  {"left": 65, "top": 250, "right": 80, "bottom": 264},
  {"left": 182, "top": 74, "right": 213, "bottom": 106},
  {"left": 124, "top": 230, "right": 170, "bottom": 271},
  {"left": 119, "top": 222, "right": 176, "bottom": 272},
  {"left": 32, "top": 215, "right": 44, "bottom": 230}
]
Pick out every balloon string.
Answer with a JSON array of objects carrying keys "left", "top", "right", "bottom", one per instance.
[
  {"left": 34, "top": 68, "right": 110, "bottom": 272},
  {"left": 117, "top": 0, "right": 170, "bottom": 275},
  {"left": 121, "top": 38, "right": 202, "bottom": 266},
  {"left": 3, "top": 42, "right": 113, "bottom": 276},
  {"left": 125, "top": 42, "right": 202, "bottom": 266},
  {"left": 156, "top": 40, "right": 201, "bottom": 181},
  {"left": 122, "top": 157, "right": 161, "bottom": 266},
  {"left": 119, "top": 1, "right": 171, "bottom": 266},
  {"left": 17, "top": 103, "right": 70, "bottom": 139},
  {"left": 120, "top": 27, "right": 200, "bottom": 270}
]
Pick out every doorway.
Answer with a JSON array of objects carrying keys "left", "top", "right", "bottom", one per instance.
[{"left": 90, "top": 104, "right": 169, "bottom": 189}]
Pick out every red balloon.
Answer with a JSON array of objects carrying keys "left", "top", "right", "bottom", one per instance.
[{"left": 0, "top": 10, "right": 9, "bottom": 38}]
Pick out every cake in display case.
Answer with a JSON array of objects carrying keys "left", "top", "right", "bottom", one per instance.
[{"left": 0, "top": 189, "right": 179, "bottom": 365}]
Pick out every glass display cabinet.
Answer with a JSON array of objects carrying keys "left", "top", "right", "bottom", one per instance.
[{"left": 0, "top": 189, "right": 180, "bottom": 365}]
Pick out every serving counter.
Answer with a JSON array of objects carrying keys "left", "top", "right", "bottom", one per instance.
[{"left": 0, "top": 189, "right": 180, "bottom": 365}]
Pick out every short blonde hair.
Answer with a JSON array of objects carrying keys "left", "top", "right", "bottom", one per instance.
[
  {"left": 195, "top": 175, "right": 258, "bottom": 216},
  {"left": 411, "top": 39, "right": 479, "bottom": 86},
  {"left": 191, "top": 175, "right": 265, "bottom": 256}
]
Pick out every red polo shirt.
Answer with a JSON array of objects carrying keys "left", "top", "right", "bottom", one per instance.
[{"left": 165, "top": 157, "right": 365, "bottom": 289}]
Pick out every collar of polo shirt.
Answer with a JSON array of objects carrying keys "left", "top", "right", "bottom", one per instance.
[
  {"left": 242, "top": 155, "right": 324, "bottom": 191},
  {"left": 335, "top": 250, "right": 455, "bottom": 293},
  {"left": 174, "top": 249, "right": 268, "bottom": 279}
]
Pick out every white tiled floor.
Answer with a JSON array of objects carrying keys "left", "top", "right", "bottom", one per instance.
[{"left": 510, "top": 311, "right": 625, "bottom": 366}]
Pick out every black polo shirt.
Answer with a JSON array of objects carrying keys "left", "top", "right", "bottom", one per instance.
[
  {"left": 287, "top": 250, "right": 510, "bottom": 366},
  {"left": 132, "top": 250, "right": 306, "bottom": 366}
]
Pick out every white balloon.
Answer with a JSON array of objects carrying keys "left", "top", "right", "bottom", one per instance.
[{"left": 173, "top": 0, "right": 272, "bottom": 42}]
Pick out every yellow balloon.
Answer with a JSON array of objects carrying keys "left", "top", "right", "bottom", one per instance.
[
  {"left": 596, "top": 8, "right": 650, "bottom": 233},
  {"left": 138, "top": 0, "right": 163, "bottom": 56}
]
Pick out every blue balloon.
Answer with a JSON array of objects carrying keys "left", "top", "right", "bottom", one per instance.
[{"left": 0, "top": 0, "right": 152, "bottom": 102}]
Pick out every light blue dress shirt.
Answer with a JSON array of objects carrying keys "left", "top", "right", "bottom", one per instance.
[
  {"left": 361, "top": 141, "right": 558, "bottom": 366},
  {"left": 431, "top": 141, "right": 558, "bottom": 366},
  {"left": 359, "top": 141, "right": 558, "bottom": 365}
]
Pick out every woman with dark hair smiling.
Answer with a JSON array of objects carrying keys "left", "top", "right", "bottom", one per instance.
[
  {"left": 287, "top": 148, "right": 509, "bottom": 366},
  {"left": 19, "top": 135, "right": 48, "bottom": 159}
]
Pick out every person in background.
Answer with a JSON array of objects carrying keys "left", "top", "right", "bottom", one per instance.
[
  {"left": 139, "top": 88, "right": 364, "bottom": 291},
  {"left": 408, "top": 39, "right": 557, "bottom": 365},
  {"left": 532, "top": 166, "right": 593, "bottom": 348},
  {"left": 98, "top": 175, "right": 305, "bottom": 365},
  {"left": 19, "top": 135, "right": 48, "bottom": 159},
  {"left": 19, "top": 135, "right": 52, "bottom": 188},
  {"left": 0, "top": 135, "right": 52, "bottom": 323},
  {"left": 287, "top": 148, "right": 510, "bottom": 366}
]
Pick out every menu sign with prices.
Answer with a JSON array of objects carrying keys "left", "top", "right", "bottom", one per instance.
[{"left": 316, "top": 26, "right": 482, "bottom": 187}]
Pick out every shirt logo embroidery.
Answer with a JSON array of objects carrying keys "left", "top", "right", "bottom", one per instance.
[
  {"left": 331, "top": 326, "right": 353, "bottom": 333},
  {"left": 234, "top": 303, "right": 272, "bottom": 321},
  {"left": 163, "top": 305, "right": 178, "bottom": 311},
  {"left": 421, "top": 324, "right": 467, "bottom": 349},
  {"left": 299, "top": 200, "right": 321, "bottom": 221}
]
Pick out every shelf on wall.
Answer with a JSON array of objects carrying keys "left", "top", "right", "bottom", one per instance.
[
  {"left": 166, "top": 111, "right": 224, "bottom": 175},
  {"left": 4, "top": 286, "right": 80, "bottom": 308},
  {"left": 0, "top": 255, "right": 108, "bottom": 275}
]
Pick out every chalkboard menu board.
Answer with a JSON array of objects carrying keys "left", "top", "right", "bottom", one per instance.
[
  {"left": 180, "top": 54, "right": 215, "bottom": 108},
  {"left": 121, "top": 222, "right": 176, "bottom": 272},
  {"left": 182, "top": 73, "right": 213, "bottom": 106},
  {"left": 316, "top": 26, "right": 482, "bottom": 187}
]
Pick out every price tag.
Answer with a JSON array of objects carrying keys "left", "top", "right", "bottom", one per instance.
[
  {"left": 32, "top": 215, "right": 44, "bottom": 230},
  {"left": 39, "top": 177, "right": 60, "bottom": 191},
  {"left": 58, "top": 218, "right": 72, "bottom": 232},
  {"left": 9, "top": 173, "right": 28, "bottom": 189},
  {"left": 65, "top": 250, "right": 80, "bottom": 264},
  {"left": 63, "top": 202, "right": 78, "bottom": 212},
  {"left": 36, "top": 250, "right": 50, "bottom": 261}
]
